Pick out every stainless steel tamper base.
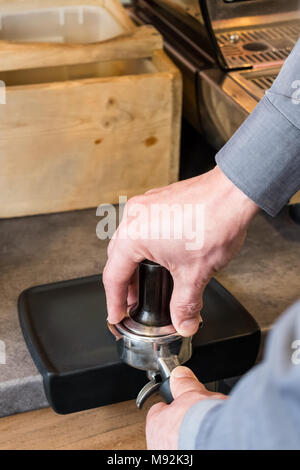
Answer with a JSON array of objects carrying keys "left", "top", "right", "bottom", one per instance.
[{"left": 108, "top": 317, "right": 192, "bottom": 408}]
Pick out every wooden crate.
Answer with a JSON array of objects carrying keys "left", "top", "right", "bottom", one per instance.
[{"left": 0, "top": 0, "right": 182, "bottom": 217}]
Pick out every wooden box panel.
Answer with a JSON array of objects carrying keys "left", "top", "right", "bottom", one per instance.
[{"left": 0, "top": 0, "right": 182, "bottom": 217}]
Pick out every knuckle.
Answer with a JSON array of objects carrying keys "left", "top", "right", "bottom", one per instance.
[
  {"left": 191, "top": 276, "right": 208, "bottom": 292},
  {"left": 102, "top": 266, "right": 112, "bottom": 287},
  {"left": 115, "top": 223, "right": 127, "bottom": 239},
  {"left": 126, "top": 195, "right": 144, "bottom": 208},
  {"left": 175, "top": 301, "right": 202, "bottom": 319},
  {"left": 107, "top": 239, "right": 114, "bottom": 256}
]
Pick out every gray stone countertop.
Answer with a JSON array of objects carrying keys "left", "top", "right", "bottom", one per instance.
[{"left": 0, "top": 207, "right": 299, "bottom": 417}]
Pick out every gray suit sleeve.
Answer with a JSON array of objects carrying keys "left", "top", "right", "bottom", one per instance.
[
  {"left": 216, "top": 39, "right": 300, "bottom": 216},
  {"left": 179, "top": 300, "right": 300, "bottom": 450}
]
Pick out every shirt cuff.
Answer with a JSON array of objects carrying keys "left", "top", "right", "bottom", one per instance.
[
  {"left": 216, "top": 95, "right": 300, "bottom": 216},
  {"left": 178, "top": 398, "right": 223, "bottom": 450}
]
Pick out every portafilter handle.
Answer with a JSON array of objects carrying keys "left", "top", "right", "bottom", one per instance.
[
  {"left": 136, "top": 355, "right": 179, "bottom": 409},
  {"left": 158, "top": 355, "right": 180, "bottom": 404}
]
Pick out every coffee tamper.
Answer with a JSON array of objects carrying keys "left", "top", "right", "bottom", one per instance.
[{"left": 108, "top": 260, "right": 192, "bottom": 408}]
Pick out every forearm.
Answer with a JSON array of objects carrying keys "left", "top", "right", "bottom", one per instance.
[{"left": 179, "top": 300, "right": 300, "bottom": 450}]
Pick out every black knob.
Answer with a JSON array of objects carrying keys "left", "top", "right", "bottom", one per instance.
[
  {"left": 159, "top": 377, "right": 173, "bottom": 404},
  {"left": 131, "top": 260, "right": 173, "bottom": 327}
]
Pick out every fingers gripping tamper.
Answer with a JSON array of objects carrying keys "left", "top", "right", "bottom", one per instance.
[{"left": 108, "top": 260, "right": 192, "bottom": 408}]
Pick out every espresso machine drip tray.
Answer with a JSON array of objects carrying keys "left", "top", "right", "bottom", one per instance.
[
  {"left": 216, "top": 20, "right": 300, "bottom": 69},
  {"left": 18, "top": 275, "right": 260, "bottom": 415},
  {"left": 229, "top": 65, "right": 281, "bottom": 100}
]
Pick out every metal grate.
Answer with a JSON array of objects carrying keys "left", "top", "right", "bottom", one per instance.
[
  {"left": 229, "top": 66, "right": 281, "bottom": 102},
  {"left": 216, "top": 19, "right": 300, "bottom": 67},
  {"left": 249, "top": 74, "right": 277, "bottom": 91}
]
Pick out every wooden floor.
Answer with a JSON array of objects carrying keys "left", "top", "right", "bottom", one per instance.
[{"left": 0, "top": 397, "right": 160, "bottom": 450}]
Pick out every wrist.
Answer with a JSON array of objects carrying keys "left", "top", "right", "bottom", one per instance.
[
  {"left": 213, "top": 165, "right": 259, "bottom": 225},
  {"left": 178, "top": 397, "right": 224, "bottom": 450}
]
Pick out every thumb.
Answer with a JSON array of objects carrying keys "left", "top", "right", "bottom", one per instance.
[
  {"left": 170, "top": 272, "right": 204, "bottom": 337},
  {"left": 170, "top": 366, "right": 206, "bottom": 399}
]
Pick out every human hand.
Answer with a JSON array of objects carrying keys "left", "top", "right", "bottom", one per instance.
[
  {"left": 103, "top": 166, "right": 258, "bottom": 336},
  {"left": 146, "top": 366, "right": 227, "bottom": 450}
]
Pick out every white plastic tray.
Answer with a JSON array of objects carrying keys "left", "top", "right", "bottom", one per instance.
[{"left": 0, "top": 5, "right": 125, "bottom": 43}]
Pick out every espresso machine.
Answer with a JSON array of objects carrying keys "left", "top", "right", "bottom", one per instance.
[{"left": 130, "top": 0, "right": 300, "bottom": 148}]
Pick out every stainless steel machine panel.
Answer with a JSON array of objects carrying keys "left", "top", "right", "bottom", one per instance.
[
  {"left": 132, "top": 0, "right": 300, "bottom": 146},
  {"left": 144, "top": 0, "right": 300, "bottom": 69}
]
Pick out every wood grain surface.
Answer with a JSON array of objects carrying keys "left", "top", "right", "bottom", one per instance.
[
  {"left": 0, "top": 0, "right": 181, "bottom": 218},
  {"left": 0, "top": 396, "right": 160, "bottom": 450},
  {"left": 0, "top": 26, "right": 162, "bottom": 72},
  {"left": 1, "top": 62, "right": 180, "bottom": 217}
]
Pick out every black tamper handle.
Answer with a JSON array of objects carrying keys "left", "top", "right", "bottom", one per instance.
[
  {"left": 131, "top": 259, "right": 173, "bottom": 327},
  {"left": 159, "top": 378, "right": 173, "bottom": 404}
]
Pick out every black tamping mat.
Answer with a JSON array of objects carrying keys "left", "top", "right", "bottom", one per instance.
[{"left": 18, "top": 275, "right": 260, "bottom": 414}]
